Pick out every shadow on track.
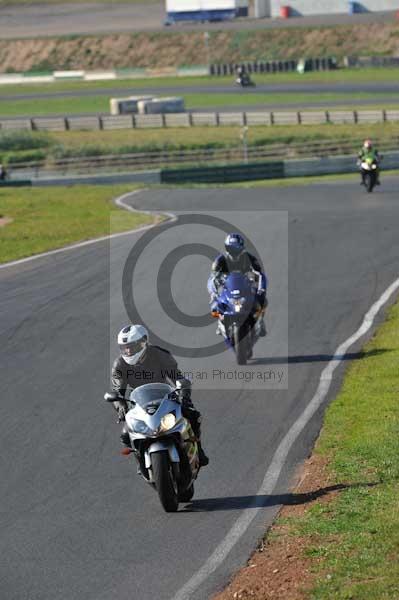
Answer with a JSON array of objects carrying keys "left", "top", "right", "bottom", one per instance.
[
  {"left": 182, "top": 481, "right": 379, "bottom": 512},
  {"left": 250, "top": 347, "right": 390, "bottom": 366}
]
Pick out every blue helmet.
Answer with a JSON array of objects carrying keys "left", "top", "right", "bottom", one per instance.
[{"left": 225, "top": 233, "right": 245, "bottom": 261}]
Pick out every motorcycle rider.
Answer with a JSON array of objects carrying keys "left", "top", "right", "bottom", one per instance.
[
  {"left": 236, "top": 65, "right": 251, "bottom": 86},
  {"left": 358, "top": 139, "right": 380, "bottom": 185},
  {"left": 208, "top": 233, "right": 268, "bottom": 336},
  {"left": 110, "top": 324, "right": 209, "bottom": 466}
]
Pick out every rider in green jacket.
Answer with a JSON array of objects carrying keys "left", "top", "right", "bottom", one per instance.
[{"left": 358, "top": 139, "right": 380, "bottom": 185}]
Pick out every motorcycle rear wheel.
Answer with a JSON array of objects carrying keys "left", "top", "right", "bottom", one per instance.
[{"left": 152, "top": 451, "right": 179, "bottom": 512}]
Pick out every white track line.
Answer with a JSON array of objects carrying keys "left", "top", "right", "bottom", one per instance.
[
  {"left": 172, "top": 275, "right": 399, "bottom": 600},
  {"left": 0, "top": 189, "right": 177, "bottom": 271}
]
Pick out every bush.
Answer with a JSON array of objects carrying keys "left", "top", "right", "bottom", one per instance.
[
  {"left": 6, "top": 150, "right": 47, "bottom": 164},
  {"left": 52, "top": 144, "right": 105, "bottom": 159},
  {"left": 0, "top": 131, "right": 53, "bottom": 152}
]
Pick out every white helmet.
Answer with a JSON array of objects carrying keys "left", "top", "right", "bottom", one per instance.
[{"left": 118, "top": 324, "right": 148, "bottom": 366}]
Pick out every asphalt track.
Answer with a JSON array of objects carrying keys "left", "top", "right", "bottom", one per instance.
[
  {"left": 0, "top": 3, "right": 395, "bottom": 38},
  {"left": 3, "top": 81, "right": 399, "bottom": 101},
  {"left": 1, "top": 180, "right": 399, "bottom": 600}
]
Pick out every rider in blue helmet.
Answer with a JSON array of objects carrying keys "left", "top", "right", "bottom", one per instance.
[{"left": 208, "top": 233, "right": 268, "bottom": 336}]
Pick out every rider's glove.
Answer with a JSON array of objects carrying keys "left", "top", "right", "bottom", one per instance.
[
  {"left": 176, "top": 378, "right": 192, "bottom": 404},
  {"left": 117, "top": 405, "right": 126, "bottom": 423}
]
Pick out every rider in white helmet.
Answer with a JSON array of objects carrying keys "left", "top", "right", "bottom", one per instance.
[{"left": 109, "top": 324, "right": 209, "bottom": 466}]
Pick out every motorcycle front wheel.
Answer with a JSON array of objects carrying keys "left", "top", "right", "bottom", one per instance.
[
  {"left": 233, "top": 323, "right": 249, "bottom": 365},
  {"left": 364, "top": 172, "right": 375, "bottom": 193},
  {"left": 152, "top": 451, "right": 179, "bottom": 512}
]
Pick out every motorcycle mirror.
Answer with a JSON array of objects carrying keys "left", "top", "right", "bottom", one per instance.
[{"left": 104, "top": 391, "right": 119, "bottom": 403}]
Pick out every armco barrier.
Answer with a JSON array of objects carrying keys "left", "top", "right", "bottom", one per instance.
[
  {"left": 0, "top": 180, "right": 31, "bottom": 187},
  {"left": 379, "top": 150, "right": 399, "bottom": 170},
  {"left": 160, "top": 161, "right": 284, "bottom": 184},
  {"left": 0, "top": 109, "right": 396, "bottom": 132},
  {"left": 300, "top": 111, "right": 327, "bottom": 125},
  {"left": 31, "top": 170, "right": 160, "bottom": 187},
  {"left": 160, "top": 150, "right": 399, "bottom": 184},
  {"left": 356, "top": 110, "right": 384, "bottom": 124},
  {"left": 218, "top": 112, "right": 245, "bottom": 126},
  {"left": 327, "top": 111, "right": 355, "bottom": 124},
  {"left": 284, "top": 155, "right": 354, "bottom": 178},
  {"left": 1, "top": 118, "right": 32, "bottom": 130},
  {"left": 10, "top": 150, "right": 399, "bottom": 185},
  {"left": 209, "top": 57, "right": 337, "bottom": 76},
  {"left": 32, "top": 117, "right": 66, "bottom": 132},
  {"left": 164, "top": 113, "right": 191, "bottom": 127},
  {"left": 284, "top": 150, "right": 399, "bottom": 178},
  {"left": 385, "top": 110, "right": 399, "bottom": 122},
  {"left": 68, "top": 116, "right": 101, "bottom": 131},
  {"left": 101, "top": 115, "right": 134, "bottom": 130}
]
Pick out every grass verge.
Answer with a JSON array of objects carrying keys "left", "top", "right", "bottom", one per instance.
[
  {"left": 0, "top": 184, "right": 154, "bottom": 264},
  {"left": 215, "top": 296, "right": 399, "bottom": 599},
  {"left": 0, "top": 92, "right": 397, "bottom": 117},
  {"left": 299, "top": 299, "right": 399, "bottom": 598}
]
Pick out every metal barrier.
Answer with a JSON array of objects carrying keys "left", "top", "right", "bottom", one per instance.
[
  {"left": 0, "top": 180, "right": 31, "bottom": 187},
  {"left": 1, "top": 109, "right": 397, "bottom": 133},
  {"left": 8, "top": 135, "right": 399, "bottom": 180},
  {"left": 160, "top": 161, "right": 285, "bottom": 184}
]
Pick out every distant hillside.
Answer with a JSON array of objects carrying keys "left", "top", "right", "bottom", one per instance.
[{"left": 1, "top": 22, "right": 399, "bottom": 73}]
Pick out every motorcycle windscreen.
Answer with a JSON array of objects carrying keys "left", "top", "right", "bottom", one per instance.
[
  {"left": 130, "top": 383, "right": 174, "bottom": 407},
  {"left": 224, "top": 272, "right": 253, "bottom": 296}
]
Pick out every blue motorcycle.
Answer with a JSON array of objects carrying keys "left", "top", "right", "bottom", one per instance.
[{"left": 211, "top": 271, "right": 263, "bottom": 365}]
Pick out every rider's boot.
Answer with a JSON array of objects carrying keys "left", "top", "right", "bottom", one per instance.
[
  {"left": 258, "top": 318, "right": 267, "bottom": 337},
  {"left": 198, "top": 442, "right": 209, "bottom": 467}
]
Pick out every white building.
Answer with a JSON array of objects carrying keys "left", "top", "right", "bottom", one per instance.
[{"left": 254, "top": 0, "right": 398, "bottom": 18}]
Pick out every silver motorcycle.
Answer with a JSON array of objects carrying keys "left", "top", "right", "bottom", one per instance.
[{"left": 105, "top": 383, "right": 200, "bottom": 512}]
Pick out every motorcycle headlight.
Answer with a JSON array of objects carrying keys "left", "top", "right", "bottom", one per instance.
[
  {"left": 372, "top": 164, "right": 377, "bottom": 169},
  {"left": 160, "top": 413, "right": 176, "bottom": 432},
  {"left": 232, "top": 298, "right": 244, "bottom": 313},
  {"left": 132, "top": 419, "right": 152, "bottom": 435}
]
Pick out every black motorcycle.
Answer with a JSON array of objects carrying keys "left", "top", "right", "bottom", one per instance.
[
  {"left": 358, "top": 157, "right": 380, "bottom": 193},
  {"left": 235, "top": 73, "right": 256, "bottom": 88}
]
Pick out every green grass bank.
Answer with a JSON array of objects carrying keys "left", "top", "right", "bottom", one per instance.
[
  {"left": 0, "top": 185, "right": 153, "bottom": 264},
  {"left": 0, "top": 91, "right": 397, "bottom": 118},
  {"left": 2, "top": 23, "right": 399, "bottom": 72},
  {"left": 272, "top": 297, "right": 399, "bottom": 598}
]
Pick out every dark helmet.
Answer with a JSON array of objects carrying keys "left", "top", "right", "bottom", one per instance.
[{"left": 225, "top": 233, "right": 245, "bottom": 261}]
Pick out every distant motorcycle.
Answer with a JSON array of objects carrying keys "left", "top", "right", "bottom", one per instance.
[
  {"left": 235, "top": 74, "right": 256, "bottom": 88},
  {"left": 104, "top": 383, "right": 200, "bottom": 512},
  {"left": 358, "top": 157, "right": 380, "bottom": 193},
  {"left": 211, "top": 271, "right": 263, "bottom": 365}
]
